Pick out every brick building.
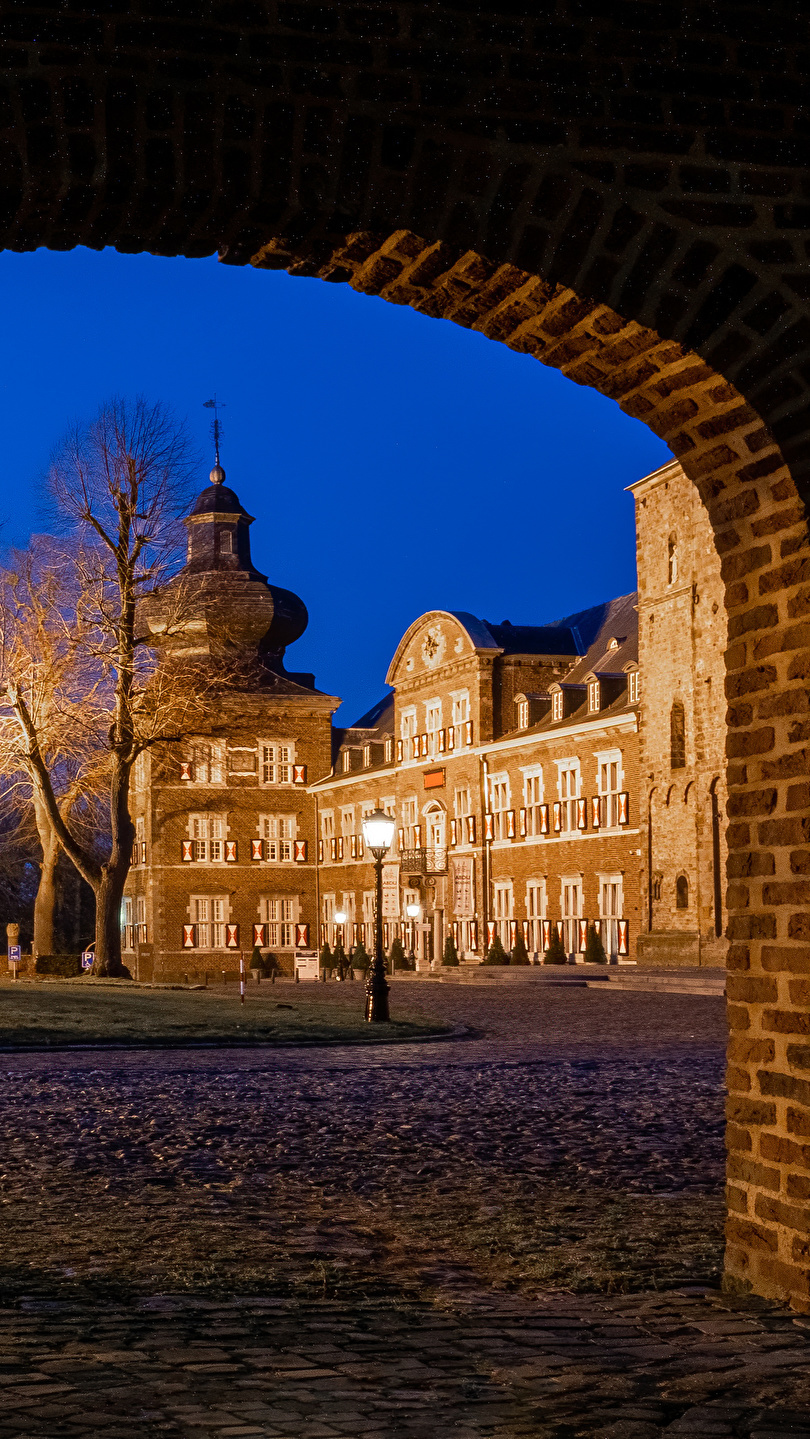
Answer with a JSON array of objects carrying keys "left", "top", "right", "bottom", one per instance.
[
  {"left": 125, "top": 456, "right": 726, "bottom": 975},
  {"left": 122, "top": 462, "right": 338, "bottom": 981}
]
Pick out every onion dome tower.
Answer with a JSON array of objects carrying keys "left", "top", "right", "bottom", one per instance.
[{"left": 142, "top": 458, "right": 309, "bottom": 672}]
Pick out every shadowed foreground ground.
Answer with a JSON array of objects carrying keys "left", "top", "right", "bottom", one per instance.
[{"left": 0, "top": 980, "right": 808, "bottom": 1437}]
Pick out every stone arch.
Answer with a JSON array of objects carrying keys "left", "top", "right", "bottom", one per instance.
[{"left": 6, "top": 1, "right": 810, "bottom": 1311}]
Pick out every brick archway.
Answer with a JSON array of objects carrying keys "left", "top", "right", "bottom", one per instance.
[{"left": 5, "top": 0, "right": 810, "bottom": 1310}]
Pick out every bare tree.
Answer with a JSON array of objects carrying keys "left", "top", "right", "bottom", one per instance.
[{"left": 0, "top": 397, "right": 202, "bottom": 975}]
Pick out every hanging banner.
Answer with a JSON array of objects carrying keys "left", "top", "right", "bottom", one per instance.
[
  {"left": 451, "top": 856, "right": 475, "bottom": 916},
  {"left": 382, "top": 863, "right": 400, "bottom": 917}
]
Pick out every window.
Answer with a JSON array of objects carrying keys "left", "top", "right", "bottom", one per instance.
[
  {"left": 526, "top": 880, "right": 546, "bottom": 955},
  {"left": 133, "top": 751, "right": 147, "bottom": 790},
  {"left": 321, "top": 810, "right": 335, "bottom": 843},
  {"left": 341, "top": 806, "right": 355, "bottom": 838},
  {"left": 494, "top": 882, "right": 513, "bottom": 949},
  {"left": 668, "top": 533, "right": 678, "bottom": 585},
  {"left": 121, "top": 895, "right": 133, "bottom": 948},
  {"left": 517, "top": 698, "right": 529, "bottom": 729},
  {"left": 425, "top": 699, "right": 442, "bottom": 757},
  {"left": 628, "top": 669, "right": 640, "bottom": 704},
  {"left": 588, "top": 679, "right": 600, "bottom": 712},
  {"left": 561, "top": 878, "right": 582, "bottom": 959},
  {"left": 189, "top": 813, "right": 225, "bottom": 862},
  {"left": 363, "top": 744, "right": 372, "bottom": 767},
  {"left": 400, "top": 708, "right": 417, "bottom": 748},
  {"left": 362, "top": 889, "right": 376, "bottom": 946},
  {"left": 135, "top": 815, "right": 145, "bottom": 845},
  {"left": 454, "top": 786, "right": 471, "bottom": 821},
  {"left": 490, "top": 773, "right": 510, "bottom": 840},
  {"left": 220, "top": 530, "right": 233, "bottom": 555},
  {"left": 556, "top": 761, "right": 580, "bottom": 833},
  {"left": 552, "top": 690, "right": 563, "bottom": 722},
  {"left": 342, "top": 749, "right": 352, "bottom": 773},
  {"left": 193, "top": 895, "right": 228, "bottom": 949},
  {"left": 598, "top": 874, "right": 623, "bottom": 961},
  {"left": 261, "top": 895, "right": 297, "bottom": 947},
  {"left": 676, "top": 874, "right": 689, "bottom": 909},
  {"left": 451, "top": 691, "right": 470, "bottom": 748},
  {"left": 596, "top": 751, "right": 623, "bottom": 829},
  {"left": 384, "top": 737, "right": 393, "bottom": 764},
  {"left": 188, "top": 741, "right": 223, "bottom": 784},
  {"left": 260, "top": 813, "right": 296, "bottom": 861},
  {"left": 402, "top": 796, "right": 419, "bottom": 848},
  {"left": 523, "top": 768, "right": 544, "bottom": 836},
  {"left": 670, "top": 701, "right": 686, "bottom": 769},
  {"left": 260, "top": 741, "right": 294, "bottom": 785}
]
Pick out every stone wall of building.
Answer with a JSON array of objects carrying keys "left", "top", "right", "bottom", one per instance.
[{"left": 632, "top": 460, "right": 729, "bottom": 967}]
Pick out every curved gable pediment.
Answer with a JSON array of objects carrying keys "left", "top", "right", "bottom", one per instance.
[{"left": 385, "top": 611, "right": 501, "bottom": 687}]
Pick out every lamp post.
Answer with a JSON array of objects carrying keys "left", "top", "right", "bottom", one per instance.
[
  {"left": 406, "top": 901, "right": 421, "bottom": 967},
  {"left": 361, "top": 806, "right": 396, "bottom": 1022}
]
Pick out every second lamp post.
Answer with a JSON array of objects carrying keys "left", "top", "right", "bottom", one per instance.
[{"left": 361, "top": 806, "right": 396, "bottom": 1022}]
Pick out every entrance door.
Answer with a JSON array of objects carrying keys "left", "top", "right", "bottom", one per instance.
[
  {"left": 600, "top": 876, "right": 622, "bottom": 962},
  {"left": 561, "top": 879, "right": 582, "bottom": 961},
  {"left": 426, "top": 806, "right": 446, "bottom": 872}
]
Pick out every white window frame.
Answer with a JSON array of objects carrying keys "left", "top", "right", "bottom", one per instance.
[
  {"left": 188, "top": 812, "right": 226, "bottom": 863},
  {"left": 628, "top": 669, "right": 640, "bottom": 704},
  {"left": 187, "top": 739, "right": 225, "bottom": 785},
  {"left": 450, "top": 689, "right": 470, "bottom": 748},
  {"left": 595, "top": 748, "right": 623, "bottom": 830},
  {"left": 489, "top": 771, "right": 511, "bottom": 841},
  {"left": 493, "top": 881, "right": 514, "bottom": 948},
  {"left": 525, "top": 878, "right": 547, "bottom": 955},
  {"left": 552, "top": 690, "right": 563, "bottom": 722},
  {"left": 321, "top": 810, "right": 335, "bottom": 843},
  {"left": 261, "top": 893, "right": 298, "bottom": 949},
  {"left": 191, "top": 893, "right": 229, "bottom": 950},
  {"left": 521, "top": 764, "right": 544, "bottom": 836},
  {"left": 588, "top": 679, "right": 601, "bottom": 713},
  {"left": 560, "top": 876, "right": 582, "bottom": 959},
  {"left": 598, "top": 872, "right": 624, "bottom": 962},
  {"left": 400, "top": 707, "right": 417, "bottom": 749},
  {"left": 341, "top": 805, "right": 355, "bottom": 838},
  {"left": 517, "top": 698, "right": 529, "bottom": 729},
  {"left": 425, "top": 698, "right": 442, "bottom": 758},
  {"left": 259, "top": 740, "right": 295, "bottom": 787},
  {"left": 259, "top": 813, "right": 297, "bottom": 862},
  {"left": 556, "top": 759, "right": 581, "bottom": 834}
]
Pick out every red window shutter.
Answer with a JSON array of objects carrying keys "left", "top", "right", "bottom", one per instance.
[
  {"left": 293, "top": 763, "right": 307, "bottom": 785},
  {"left": 591, "top": 795, "right": 601, "bottom": 829},
  {"left": 447, "top": 727, "right": 455, "bottom": 751},
  {"left": 181, "top": 840, "right": 193, "bottom": 862},
  {"left": 556, "top": 919, "right": 564, "bottom": 940},
  {"left": 506, "top": 809, "right": 516, "bottom": 839},
  {"left": 450, "top": 818, "right": 458, "bottom": 846},
  {"left": 618, "top": 791, "right": 630, "bottom": 824},
  {"left": 486, "top": 920, "right": 496, "bottom": 949},
  {"left": 420, "top": 733, "right": 428, "bottom": 757},
  {"left": 350, "top": 835, "right": 357, "bottom": 859},
  {"left": 180, "top": 761, "right": 192, "bottom": 781},
  {"left": 542, "top": 919, "right": 551, "bottom": 950},
  {"left": 352, "top": 922, "right": 359, "bottom": 944},
  {"left": 553, "top": 802, "right": 562, "bottom": 832},
  {"left": 464, "top": 720, "right": 473, "bottom": 745},
  {"left": 519, "top": 808, "right": 527, "bottom": 837},
  {"left": 131, "top": 844, "right": 138, "bottom": 867},
  {"left": 320, "top": 922, "right": 327, "bottom": 945},
  {"left": 396, "top": 738, "right": 403, "bottom": 763},
  {"left": 330, "top": 837, "right": 337, "bottom": 861},
  {"left": 576, "top": 798, "right": 588, "bottom": 830},
  {"left": 225, "top": 840, "right": 237, "bottom": 862},
  {"left": 618, "top": 919, "right": 629, "bottom": 955},
  {"left": 522, "top": 919, "right": 530, "bottom": 945},
  {"left": 509, "top": 920, "right": 517, "bottom": 947},
  {"left": 540, "top": 804, "right": 549, "bottom": 835},
  {"left": 594, "top": 918, "right": 602, "bottom": 936},
  {"left": 452, "top": 920, "right": 459, "bottom": 946},
  {"left": 253, "top": 923, "right": 266, "bottom": 946},
  {"left": 251, "top": 838, "right": 263, "bottom": 861},
  {"left": 578, "top": 919, "right": 588, "bottom": 952},
  {"left": 225, "top": 923, "right": 239, "bottom": 949},
  {"left": 438, "top": 728, "right": 446, "bottom": 753},
  {"left": 140, "top": 841, "right": 147, "bottom": 864},
  {"left": 470, "top": 919, "right": 478, "bottom": 951},
  {"left": 294, "top": 839, "right": 307, "bottom": 862},
  {"left": 411, "top": 736, "right": 419, "bottom": 760},
  {"left": 182, "top": 924, "right": 196, "bottom": 948},
  {"left": 295, "top": 923, "right": 309, "bottom": 948},
  {"left": 383, "top": 922, "right": 390, "bottom": 949},
  {"left": 358, "top": 836, "right": 364, "bottom": 858},
  {"left": 484, "top": 813, "right": 494, "bottom": 841},
  {"left": 414, "top": 823, "right": 422, "bottom": 847},
  {"left": 337, "top": 836, "right": 344, "bottom": 860},
  {"left": 466, "top": 815, "right": 477, "bottom": 843}
]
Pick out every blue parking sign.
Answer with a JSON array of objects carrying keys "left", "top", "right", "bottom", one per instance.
[
  {"left": 81, "top": 950, "right": 94, "bottom": 971},
  {"left": 7, "top": 945, "right": 20, "bottom": 964}
]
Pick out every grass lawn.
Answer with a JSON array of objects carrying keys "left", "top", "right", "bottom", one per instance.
[{"left": 0, "top": 979, "right": 449, "bottom": 1048}]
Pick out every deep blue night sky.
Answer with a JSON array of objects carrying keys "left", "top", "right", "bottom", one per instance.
[{"left": 1, "top": 247, "right": 671, "bottom": 722}]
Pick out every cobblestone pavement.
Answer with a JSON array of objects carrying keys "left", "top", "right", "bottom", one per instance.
[{"left": 0, "top": 980, "right": 808, "bottom": 1437}]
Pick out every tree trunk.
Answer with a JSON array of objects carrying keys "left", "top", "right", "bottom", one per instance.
[
  {"left": 33, "top": 833, "right": 58, "bottom": 957},
  {"left": 92, "top": 864, "right": 129, "bottom": 976}
]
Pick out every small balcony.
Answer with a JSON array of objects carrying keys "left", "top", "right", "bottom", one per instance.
[{"left": 399, "top": 846, "right": 448, "bottom": 876}]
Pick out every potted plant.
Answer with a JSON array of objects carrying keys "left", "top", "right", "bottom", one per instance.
[
  {"left": 249, "top": 945, "right": 265, "bottom": 982},
  {"left": 389, "top": 936, "right": 407, "bottom": 972},
  {"left": 350, "top": 940, "right": 370, "bottom": 977}
]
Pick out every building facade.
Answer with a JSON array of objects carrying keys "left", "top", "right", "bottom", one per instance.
[{"left": 124, "top": 455, "right": 727, "bottom": 975}]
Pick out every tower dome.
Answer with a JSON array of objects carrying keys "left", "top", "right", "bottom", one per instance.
[{"left": 141, "top": 460, "right": 308, "bottom": 665}]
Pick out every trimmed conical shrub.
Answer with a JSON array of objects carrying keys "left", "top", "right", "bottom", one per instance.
[
  {"left": 543, "top": 928, "right": 568, "bottom": 965},
  {"left": 483, "top": 933, "right": 509, "bottom": 965},
  {"left": 250, "top": 944, "right": 265, "bottom": 974},
  {"left": 442, "top": 934, "right": 460, "bottom": 967},
  {"left": 319, "top": 942, "right": 333, "bottom": 971},
  {"left": 511, "top": 930, "right": 531, "bottom": 965},
  {"left": 389, "top": 936, "right": 407, "bottom": 971},
  {"left": 584, "top": 924, "right": 608, "bottom": 964},
  {"left": 350, "top": 940, "right": 370, "bottom": 972},
  {"left": 332, "top": 941, "right": 347, "bottom": 977}
]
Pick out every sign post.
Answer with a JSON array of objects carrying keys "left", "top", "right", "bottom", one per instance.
[
  {"left": 239, "top": 951, "right": 245, "bottom": 1006},
  {"left": 7, "top": 944, "right": 21, "bottom": 979}
]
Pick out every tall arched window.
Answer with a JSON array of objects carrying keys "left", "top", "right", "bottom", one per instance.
[
  {"left": 668, "top": 533, "right": 678, "bottom": 584},
  {"left": 670, "top": 701, "right": 686, "bottom": 769},
  {"left": 676, "top": 875, "right": 689, "bottom": 909}
]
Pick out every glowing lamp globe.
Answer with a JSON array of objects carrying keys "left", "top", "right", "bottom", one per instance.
[
  {"left": 406, "top": 903, "right": 421, "bottom": 919},
  {"left": 362, "top": 808, "right": 396, "bottom": 859},
  {"left": 334, "top": 910, "right": 347, "bottom": 926}
]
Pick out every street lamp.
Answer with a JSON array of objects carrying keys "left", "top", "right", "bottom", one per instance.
[
  {"left": 361, "top": 806, "right": 396, "bottom": 1022},
  {"left": 406, "top": 901, "right": 421, "bottom": 968}
]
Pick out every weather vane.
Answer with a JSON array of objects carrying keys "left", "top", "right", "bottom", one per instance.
[{"left": 203, "top": 395, "right": 226, "bottom": 466}]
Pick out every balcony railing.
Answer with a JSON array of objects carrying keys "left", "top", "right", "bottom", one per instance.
[{"left": 399, "top": 846, "right": 448, "bottom": 875}]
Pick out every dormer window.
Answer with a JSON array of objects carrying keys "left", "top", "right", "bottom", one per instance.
[
  {"left": 608, "top": 637, "right": 618, "bottom": 651},
  {"left": 517, "top": 699, "right": 529, "bottom": 729},
  {"left": 384, "top": 738, "right": 393, "bottom": 764},
  {"left": 552, "top": 691, "right": 563, "bottom": 722},
  {"left": 628, "top": 670, "right": 640, "bottom": 704},
  {"left": 342, "top": 750, "right": 352, "bottom": 774},
  {"left": 363, "top": 744, "right": 372, "bottom": 767},
  {"left": 588, "top": 680, "right": 601, "bottom": 713}
]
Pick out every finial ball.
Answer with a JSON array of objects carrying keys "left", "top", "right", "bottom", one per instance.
[{"left": 210, "top": 464, "right": 226, "bottom": 485}]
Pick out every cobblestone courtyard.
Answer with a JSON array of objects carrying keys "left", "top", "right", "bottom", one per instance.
[{"left": 0, "top": 979, "right": 808, "bottom": 1437}]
